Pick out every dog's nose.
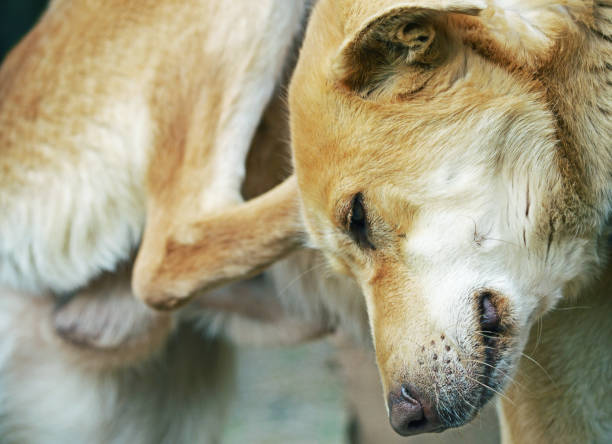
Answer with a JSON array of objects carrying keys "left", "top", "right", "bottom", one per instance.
[{"left": 388, "top": 384, "right": 441, "bottom": 436}]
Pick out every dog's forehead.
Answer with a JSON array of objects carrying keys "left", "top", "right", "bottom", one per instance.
[
  {"left": 291, "top": 86, "right": 504, "bottom": 208},
  {"left": 289, "top": 11, "right": 554, "bottom": 221},
  {"left": 291, "top": 97, "right": 414, "bottom": 217}
]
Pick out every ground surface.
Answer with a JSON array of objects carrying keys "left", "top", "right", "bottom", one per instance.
[
  {"left": 223, "top": 339, "right": 500, "bottom": 444},
  {"left": 223, "top": 340, "right": 349, "bottom": 443}
]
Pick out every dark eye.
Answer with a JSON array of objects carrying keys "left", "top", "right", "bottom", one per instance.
[{"left": 348, "top": 193, "right": 375, "bottom": 250}]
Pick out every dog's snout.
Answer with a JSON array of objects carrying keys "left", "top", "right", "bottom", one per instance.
[{"left": 388, "top": 385, "right": 441, "bottom": 436}]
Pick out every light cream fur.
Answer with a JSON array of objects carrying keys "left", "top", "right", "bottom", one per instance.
[
  {"left": 0, "top": 0, "right": 309, "bottom": 299},
  {"left": 2, "top": 0, "right": 610, "bottom": 441},
  {"left": 0, "top": 287, "right": 234, "bottom": 444},
  {"left": 0, "top": 0, "right": 322, "bottom": 440}
]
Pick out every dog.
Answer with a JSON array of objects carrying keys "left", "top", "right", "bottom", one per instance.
[
  {"left": 133, "top": 0, "right": 611, "bottom": 442},
  {"left": 0, "top": 0, "right": 487, "bottom": 441},
  {"left": 3, "top": 0, "right": 609, "bottom": 442}
]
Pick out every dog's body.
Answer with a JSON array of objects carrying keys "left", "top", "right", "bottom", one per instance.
[
  {"left": 0, "top": 0, "right": 327, "bottom": 441},
  {"left": 0, "top": 1, "right": 376, "bottom": 441},
  {"left": 0, "top": 289, "right": 234, "bottom": 443}
]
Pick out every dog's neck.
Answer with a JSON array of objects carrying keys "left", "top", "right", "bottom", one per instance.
[
  {"left": 530, "top": 3, "right": 612, "bottom": 295},
  {"left": 544, "top": 9, "right": 611, "bottom": 238}
]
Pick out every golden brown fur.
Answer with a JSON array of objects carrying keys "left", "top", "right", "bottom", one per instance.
[
  {"left": 1, "top": 0, "right": 610, "bottom": 441},
  {"left": 286, "top": 0, "right": 611, "bottom": 440},
  {"left": 0, "top": 0, "right": 323, "bottom": 440}
]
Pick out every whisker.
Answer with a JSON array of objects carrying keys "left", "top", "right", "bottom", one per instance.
[
  {"left": 520, "top": 352, "right": 557, "bottom": 388},
  {"left": 464, "top": 375, "right": 515, "bottom": 406},
  {"left": 469, "top": 333, "right": 555, "bottom": 390},
  {"left": 481, "top": 236, "right": 521, "bottom": 248},
  {"left": 532, "top": 317, "right": 543, "bottom": 353},
  {"left": 455, "top": 388, "right": 478, "bottom": 413},
  {"left": 552, "top": 305, "right": 592, "bottom": 311},
  {"left": 475, "top": 331, "right": 500, "bottom": 339},
  {"left": 465, "top": 359, "right": 523, "bottom": 390},
  {"left": 438, "top": 377, "right": 476, "bottom": 424},
  {"left": 434, "top": 379, "right": 442, "bottom": 423},
  {"left": 277, "top": 261, "right": 329, "bottom": 296}
]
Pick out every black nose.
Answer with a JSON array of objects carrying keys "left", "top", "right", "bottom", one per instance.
[{"left": 387, "top": 385, "right": 441, "bottom": 436}]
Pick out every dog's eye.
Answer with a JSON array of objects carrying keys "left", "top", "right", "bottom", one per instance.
[{"left": 348, "top": 193, "right": 375, "bottom": 250}]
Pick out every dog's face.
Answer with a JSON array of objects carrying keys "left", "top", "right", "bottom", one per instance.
[{"left": 289, "top": 0, "right": 598, "bottom": 435}]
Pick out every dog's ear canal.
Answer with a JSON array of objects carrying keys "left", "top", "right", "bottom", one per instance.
[{"left": 332, "top": 2, "right": 484, "bottom": 97}]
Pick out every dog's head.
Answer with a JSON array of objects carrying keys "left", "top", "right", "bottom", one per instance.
[{"left": 289, "top": 0, "right": 600, "bottom": 435}]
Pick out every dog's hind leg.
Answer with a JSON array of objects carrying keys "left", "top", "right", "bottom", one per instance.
[
  {"left": 134, "top": 175, "right": 303, "bottom": 310},
  {"left": 133, "top": 0, "right": 310, "bottom": 310},
  {"left": 0, "top": 287, "right": 234, "bottom": 443}
]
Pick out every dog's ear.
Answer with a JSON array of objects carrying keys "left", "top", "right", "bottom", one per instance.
[{"left": 332, "top": 1, "right": 484, "bottom": 96}]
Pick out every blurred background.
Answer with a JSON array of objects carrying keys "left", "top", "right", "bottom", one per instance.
[
  {"left": 0, "top": 1, "right": 499, "bottom": 443},
  {"left": 0, "top": 0, "right": 48, "bottom": 62}
]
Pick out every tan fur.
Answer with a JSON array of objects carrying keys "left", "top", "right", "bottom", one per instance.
[
  {"left": 2, "top": 0, "right": 610, "bottom": 440},
  {"left": 0, "top": 0, "right": 312, "bottom": 342},
  {"left": 134, "top": 176, "right": 303, "bottom": 309},
  {"left": 288, "top": 0, "right": 611, "bottom": 439},
  {"left": 0, "top": 0, "right": 324, "bottom": 439},
  {"left": 0, "top": 0, "right": 308, "bottom": 304},
  {"left": 499, "top": 263, "right": 612, "bottom": 443},
  {"left": 52, "top": 266, "right": 174, "bottom": 368}
]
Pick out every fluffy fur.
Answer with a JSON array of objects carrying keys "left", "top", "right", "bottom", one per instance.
[
  {"left": 0, "top": 0, "right": 323, "bottom": 440},
  {"left": 287, "top": 0, "right": 611, "bottom": 441},
  {"left": 0, "top": 0, "right": 309, "bottom": 297},
  {"left": 0, "top": 287, "right": 234, "bottom": 444},
  {"left": 2, "top": 0, "right": 610, "bottom": 441}
]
